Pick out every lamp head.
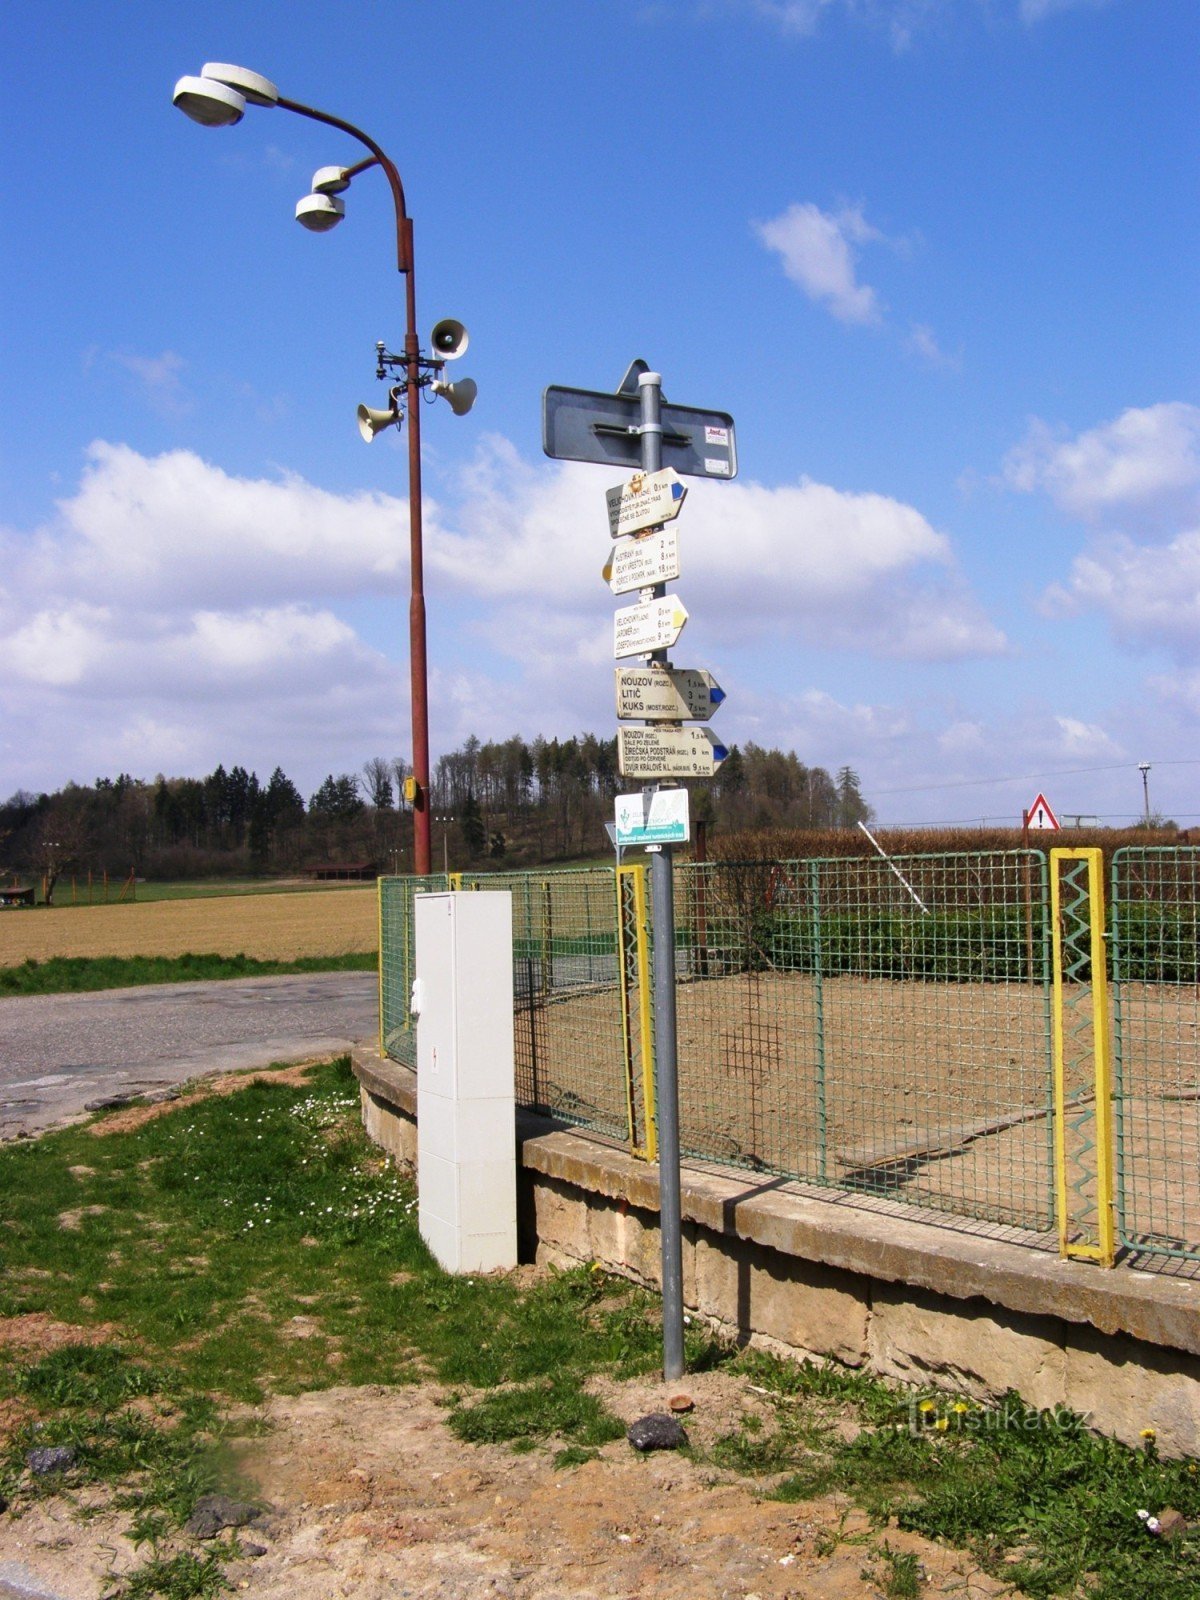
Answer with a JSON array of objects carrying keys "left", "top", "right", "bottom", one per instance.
[
  {"left": 311, "top": 165, "right": 352, "bottom": 195},
  {"left": 199, "top": 63, "right": 279, "bottom": 106},
  {"left": 295, "top": 192, "right": 345, "bottom": 232},
  {"left": 173, "top": 74, "right": 245, "bottom": 127}
]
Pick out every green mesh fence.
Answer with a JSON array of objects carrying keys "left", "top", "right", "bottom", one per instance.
[
  {"left": 458, "top": 868, "right": 632, "bottom": 1141},
  {"left": 672, "top": 852, "right": 1055, "bottom": 1231},
  {"left": 378, "top": 874, "right": 450, "bottom": 1066},
  {"left": 378, "top": 850, "right": 1200, "bottom": 1252},
  {"left": 1111, "top": 847, "right": 1200, "bottom": 1262}
]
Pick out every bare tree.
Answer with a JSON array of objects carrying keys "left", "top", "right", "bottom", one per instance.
[
  {"left": 362, "top": 757, "right": 395, "bottom": 811},
  {"left": 30, "top": 807, "right": 91, "bottom": 905}
]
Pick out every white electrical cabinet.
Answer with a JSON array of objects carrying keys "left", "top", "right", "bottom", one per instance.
[{"left": 414, "top": 891, "right": 516, "bottom": 1273}]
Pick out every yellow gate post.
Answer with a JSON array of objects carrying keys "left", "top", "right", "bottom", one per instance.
[
  {"left": 616, "top": 864, "right": 657, "bottom": 1160},
  {"left": 1050, "top": 847, "right": 1116, "bottom": 1265}
]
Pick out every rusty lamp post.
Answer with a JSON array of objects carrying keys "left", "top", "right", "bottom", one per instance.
[{"left": 172, "top": 63, "right": 476, "bottom": 875}]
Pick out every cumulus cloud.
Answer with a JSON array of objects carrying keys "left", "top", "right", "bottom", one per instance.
[
  {"left": 1005, "top": 402, "right": 1200, "bottom": 533},
  {"left": 1043, "top": 531, "right": 1200, "bottom": 659},
  {"left": 436, "top": 436, "right": 1006, "bottom": 660},
  {"left": 754, "top": 201, "right": 885, "bottom": 325},
  {"left": 0, "top": 437, "right": 1005, "bottom": 794}
]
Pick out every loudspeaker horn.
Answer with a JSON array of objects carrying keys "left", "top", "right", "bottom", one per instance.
[
  {"left": 430, "top": 318, "right": 469, "bottom": 360},
  {"left": 431, "top": 377, "right": 478, "bottom": 418},
  {"left": 356, "top": 387, "right": 403, "bottom": 442}
]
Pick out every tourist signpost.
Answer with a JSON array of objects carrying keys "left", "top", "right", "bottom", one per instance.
[
  {"left": 543, "top": 361, "right": 736, "bottom": 1383},
  {"left": 615, "top": 665, "right": 724, "bottom": 722},
  {"left": 603, "top": 525, "right": 680, "bottom": 595}
]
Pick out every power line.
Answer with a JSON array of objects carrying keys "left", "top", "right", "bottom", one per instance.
[{"left": 871, "top": 759, "right": 1200, "bottom": 799}]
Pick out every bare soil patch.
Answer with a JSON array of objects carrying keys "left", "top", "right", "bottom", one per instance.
[
  {"left": 0, "top": 889, "right": 376, "bottom": 967},
  {"left": 1, "top": 1373, "right": 1027, "bottom": 1600},
  {"left": 85, "top": 1061, "right": 322, "bottom": 1138}
]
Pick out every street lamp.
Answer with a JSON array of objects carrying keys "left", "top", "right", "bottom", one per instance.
[{"left": 172, "top": 62, "right": 477, "bottom": 875}]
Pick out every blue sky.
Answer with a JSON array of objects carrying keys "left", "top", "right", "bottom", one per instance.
[{"left": 1, "top": 0, "right": 1197, "bottom": 826}]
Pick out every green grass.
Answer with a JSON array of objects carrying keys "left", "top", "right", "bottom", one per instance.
[
  {"left": 0, "top": 951, "right": 377, "bottom": 996},
  {"left": 703, "top": 1350, "right": 1200, "bottom": 1600},
  {"left": 0, "top": 1059, "right": 710, "bottom": 1594},
  {"left": 48, "top": 878, "right": 377, "bottom": 907},
  {"left": 1, "top": 1061, "right": 1196, "bottom": 1600}
]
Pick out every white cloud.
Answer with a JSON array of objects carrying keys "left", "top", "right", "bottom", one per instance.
[
  {"left": 905, "top": 322, "right": 961, "bottom": 371},
  {"left": 1052, "top": 715, "right": 1122, "bottom": 760},
  {"left": 1019, "top": 0, "right": 1111, "bottom": 22},
  {"left": 30, "top": 441, "right": 412, "bottom": 608},
  {"left": 1043, "top": 530, "right": 1200, "bottom": 659},
  {"left": 1005, "top": 403, "right": 1200, "bottom": 533},
  {"left": 0, "top": 437, "right": 1005, "bottom": 796},
  {"left": 435, "top": 437, "right": 1006, "bottom": 661},
  {"left": 754, "top": 201, "right": 885, "bottom": 325},
  {"left": 109, "top": 350, "right": 191, "bottom": 416},
  {"left": 741, "top": 2, "right": 1111, "bottom": 50}
]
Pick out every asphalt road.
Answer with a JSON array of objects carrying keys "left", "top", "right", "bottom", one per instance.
[{"left": 0, "top": 971, "right": 378, "bottom": 1140}]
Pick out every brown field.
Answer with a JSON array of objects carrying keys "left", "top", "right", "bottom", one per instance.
[{"left": 0, "top": 887, "right": 377, "bottom": 965}]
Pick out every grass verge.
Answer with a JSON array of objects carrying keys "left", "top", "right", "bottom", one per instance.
[
  {"left": 0, "top": 951, "right": 377, "bottom": 996},
  {"left": 0, "top": 1058, "right": 1196, "bottom": 1600}
]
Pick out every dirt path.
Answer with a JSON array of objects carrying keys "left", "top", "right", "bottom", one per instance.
[{"left": 2, "top": 1370, "right": 1023, "bottom": 1600}]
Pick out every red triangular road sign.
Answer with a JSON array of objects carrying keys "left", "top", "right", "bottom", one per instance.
[{"left": 1026, "top": 792, "right": 1060, "bottom": 831}]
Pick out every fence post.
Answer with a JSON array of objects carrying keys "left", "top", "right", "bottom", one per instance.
[
  {"left": 808, "top": 858, "right": 828, "bottom": 1184},
  {"left": 1050, "top": 847, "right": 1116, "bottom": 1266}
]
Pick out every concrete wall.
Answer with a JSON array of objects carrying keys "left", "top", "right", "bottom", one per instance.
[{"left": 351, "top": 1047, "right": 1200, "bottom": 1457}]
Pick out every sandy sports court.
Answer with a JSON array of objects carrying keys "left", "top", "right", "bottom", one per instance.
[{"left": 0, "top": 887, "right": 377, "bottom": 966}]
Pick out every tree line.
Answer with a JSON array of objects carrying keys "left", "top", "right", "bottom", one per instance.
[{"left": 0, "top": 737, "right": 870, "bottom": 900}]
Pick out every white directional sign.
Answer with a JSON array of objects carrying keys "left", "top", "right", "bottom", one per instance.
[
  {"left": 606, "top": 467, "right": 687, "bottom": 538},
  {"left": 615, "top": 789, "right": 691, "bottom": 847},
  {"left": 618, "top": 726, "right": 728, "bottom": 780},
  {"left": 613, "top": 595, "right": 688, "bottom": 659},
  {"left": 615, "top": 665, "right": 724, "bottom": 722},
  {"left": 603, "top": 526, "right": 680, "bottom": 596}
]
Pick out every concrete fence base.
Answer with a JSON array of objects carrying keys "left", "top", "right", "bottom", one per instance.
[{"left": 351, "top": 1046, "right": 1200, "bottom": 1457}]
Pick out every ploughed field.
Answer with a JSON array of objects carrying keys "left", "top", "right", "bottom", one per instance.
[{"left": 0, "top": 887, "right": 377, "bottom": 965}]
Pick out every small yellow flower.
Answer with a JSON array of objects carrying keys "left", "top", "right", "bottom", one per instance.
[
  {"left": 1140, "top": 1428, "right": 1157, "bottom": 1441},
  {"left": 919, "top": 1399, "right": 936, "bottom": 1414},
  {"left": 935, "top": 1417, "right": 950, "bottom": 1432},
  {"left": 952, "top": 1401, "right": 970, "bottom": 1414}
]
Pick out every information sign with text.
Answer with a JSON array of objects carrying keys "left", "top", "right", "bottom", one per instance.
[
  {"left": 618, "top": 726, "right": 728, "bottom": 779},
  {"left": 615, "top": 664, "right": 724, "bottom": 722},
  {"left": 613, "top": 595, "right": 688, "bottom": 659},
  {"left": 603, "top": 526, "right": 680, "bottom": 595},
  {"left": 605, "top": 468, "right": 687, "bottom": 538},
  {"left": 615, "top": 789, "right": 691, "bottom": 847}
]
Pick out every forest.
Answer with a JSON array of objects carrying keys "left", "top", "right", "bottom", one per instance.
[{"left": 0, "top": 734, "right": 872, "bottom": 899}]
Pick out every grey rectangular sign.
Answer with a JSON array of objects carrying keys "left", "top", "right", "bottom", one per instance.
[{"left": 542, "top": 386, "right": 737, "bottom": 480}]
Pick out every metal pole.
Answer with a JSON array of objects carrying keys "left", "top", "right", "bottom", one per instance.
[
  {"left": 1138, "top": 763, "right": 1151, "bottom": 826},
  {"left": 639, "top": 371, "right": 686, "bottom": 1382},
  {"left": 276, "top": 97, "right": 432, "bottom": 875}
]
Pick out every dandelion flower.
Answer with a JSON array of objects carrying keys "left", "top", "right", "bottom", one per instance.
[
  {"left": 935, "top": 1417, "right": 949, "bottom": 1432},
  {"left": 919, "top": 1400, "right": 936, "bottom": 1414}
]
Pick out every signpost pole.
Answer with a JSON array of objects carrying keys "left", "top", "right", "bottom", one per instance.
[{"left": 639, "top": 372, "right": 686, "bottom": 1383}]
